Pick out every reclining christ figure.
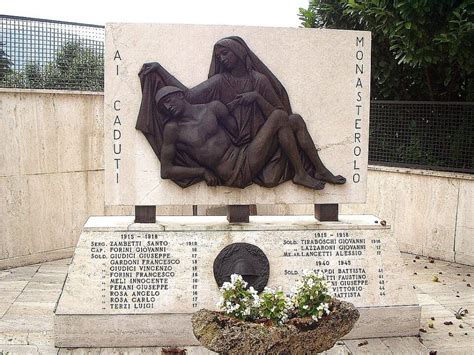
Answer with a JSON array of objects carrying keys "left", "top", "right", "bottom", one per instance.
[{"left": 157, "top": 86, "right": 341, "bottom": 190}]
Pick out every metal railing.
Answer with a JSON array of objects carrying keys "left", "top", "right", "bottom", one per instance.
[
  {"left": 369, "top": 101, "right": 473, "bottom": 173},
  {"left": 1, "top": 15, "right": 104, "bottom": 91}
]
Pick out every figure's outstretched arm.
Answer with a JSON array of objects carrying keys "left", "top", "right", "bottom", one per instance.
[
  {"left": 161, "top": 123, "right": 218, "bottom": 185},
  {"left": 141, "top": 62, "right": 187, "bottom": 91}
]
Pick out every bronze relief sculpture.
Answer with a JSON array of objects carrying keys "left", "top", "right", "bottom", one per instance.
[
  {"left": 213, "top": 243, "right": 269, "bottom": 292},
  {"left": 136, "top": 36, "right": 345, "bottom": 190}
]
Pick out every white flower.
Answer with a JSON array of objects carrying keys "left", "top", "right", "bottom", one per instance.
[
  {"left": 221, "top": 281, "right": 231, "bottom": 291},
  {"left": 311, "top": 315, "right": 319, "bottom": 321}
]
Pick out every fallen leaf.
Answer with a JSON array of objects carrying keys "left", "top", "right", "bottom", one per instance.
[{"left": 358, "top": 340, "right": 368, "bottom": 347}]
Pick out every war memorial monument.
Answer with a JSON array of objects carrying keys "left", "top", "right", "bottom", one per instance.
[{"left": 54, "top": 24, "right": 421, "bottom": 348}]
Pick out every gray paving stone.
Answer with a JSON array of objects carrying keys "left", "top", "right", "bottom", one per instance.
[
  {"left": 58, "top": 349, "right": 101, "bottom": 355},
  {"left": 5, "top": 302, "right": 56, "bottom": 316},
  {"left": 0, "top": 291, "right": 21, "bottom": 305},
  {"left": 0, "top": 280, "right": 29, "bottom": 291},
  {"left": 3, "top": 265, "right": 40, "bottom": 276},
  {"left": 0, "top": 344, "right": 40, "bottom": 354},
  {"left": 344, "top": 338, "right": 391, "bottom": 354},
  {"left": 1, "top": 254, "right": 473, "bottom": 354},
  {"left": 23, "top": 281, "right": 64, "bottom": 292},
  {"left": 380, "top": 336, "right": 428, "bottom": 353},
  {"left": 0, "top": 303, "right": 11, "bottom": 318},
  {"left": 15, "top": 290, "right": 62, "bottom": 303},
  {"left": 30, "top": 273, "right": 67, "bottom": 284},
  {"left": 0, "top": 331, "right": 29, "bottom": 344},
  {"left": 0, "top": 315, "right": 54, "bottom": 332}
]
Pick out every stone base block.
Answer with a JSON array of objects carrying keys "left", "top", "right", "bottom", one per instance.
[
  {"left": 55, "top": 215, "right": 420, "bottom": 347},
  {"left": 55, "top": 314, "right": 198, "bottom": 347},
  {"left": 55, "top": 305, "right": 421, "bottom": 348}
]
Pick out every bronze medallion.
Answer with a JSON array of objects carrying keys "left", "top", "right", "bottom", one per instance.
[{"left": 213, "top": 242, "right": 269, "bottom": 292}]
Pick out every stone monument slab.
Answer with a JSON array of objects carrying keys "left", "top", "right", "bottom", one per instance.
[
  {"left": 55, "top": 216, "right": 420, "bottom": 347},
  {"left": 104, "top": 24, "right": 371, "bottom": 206},
  {"left": 55, "top": 23, "right": 420, "bottom": 350}
]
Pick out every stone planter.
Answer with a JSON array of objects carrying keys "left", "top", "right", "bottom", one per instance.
[{"left": 192, "top": 299, "right": 359, "bottom": 354}]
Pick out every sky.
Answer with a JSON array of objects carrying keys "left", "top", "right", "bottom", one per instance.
[{"left": 2, "top": 0, "right": 311, "bottom": 27}]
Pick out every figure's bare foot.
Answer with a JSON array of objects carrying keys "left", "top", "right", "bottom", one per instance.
[
  {"left": 315, "top": 170, "right": 346, "bottom": 184},
  {"left": 293, "top": 173, "right": 326, "bottom": 190}
]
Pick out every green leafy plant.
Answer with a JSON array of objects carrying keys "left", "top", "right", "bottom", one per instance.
[
  {"left": 298, "top": 0, "right": 474, "bottom": 101},
  {"left": 291, "top": 270, "right": 333, "bottom": 321},
  {"left": 217, "top": 271, "right": 334, "bottom": 325},
  {"left": 216, "top": 274, "right": 260, "bottom": 320},
  {"left": 258, "top": 287, "right": 293, "bottom": 324}
]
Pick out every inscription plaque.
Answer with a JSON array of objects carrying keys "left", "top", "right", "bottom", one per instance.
[{"left": 57, "top": 216, "right": 416, "bottom": 315}]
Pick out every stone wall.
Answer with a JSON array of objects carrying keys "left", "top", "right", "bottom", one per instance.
[
  {"left": 0, "top": 89, "right": 191, "bottom": 269},
  {"left": 1, "top": 89, "right": 472, "bottom": 268},
  {"left": 343, "top": 166, "right": 473, "bottom": 266}
]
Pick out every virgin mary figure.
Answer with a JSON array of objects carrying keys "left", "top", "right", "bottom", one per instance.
[{"left": 136, "top": 36, "right": 345, "bottom": 188}]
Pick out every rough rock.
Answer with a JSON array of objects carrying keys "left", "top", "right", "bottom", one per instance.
[{"left": 192, "top": 299, "right": 359, "bottom": 354}]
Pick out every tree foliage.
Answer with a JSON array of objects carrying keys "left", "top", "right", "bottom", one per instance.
[
  {"left": 299, "top": 0, "right": 474, "bottom": 101},
  {"left": 0, "top": 41, "right": 13, "bottom": 81},
  {"left": 2, "top": 41, "right": 103, "bottom": 91}
]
